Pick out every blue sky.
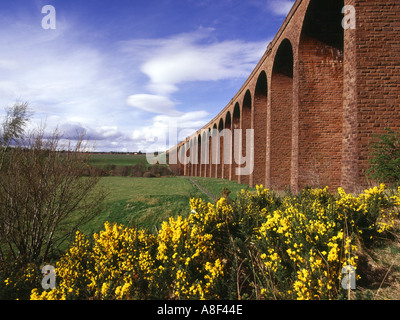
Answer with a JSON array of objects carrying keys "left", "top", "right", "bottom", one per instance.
[{"left": 0, "top": 0, "right": 294, "bottom": 152}]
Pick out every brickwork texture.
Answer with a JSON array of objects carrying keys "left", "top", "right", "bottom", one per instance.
[{"left": 168, "top": 0, "right": 400, "bottom": 193}]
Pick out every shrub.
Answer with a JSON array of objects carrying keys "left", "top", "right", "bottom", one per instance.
[
  {"left": 0, "top": 104, "right": 106, "bottom": 265},
  {"left": 367, "top": 128, "right": 400, "bottom": 186},
  {"left": 0, "top": 255, "right": 41, "bottom": 300},
  {"left": 27, "top": 184, "right": 400, "bottom": 300},
  {"left": 143, "top": 172, "right": 156, "bottom": 178},
  {"left": 149, "top": 164, "right": 173, "bottom": 177},
  {"left": 132, "top": 164, "right": 146, "bottom": 177}
]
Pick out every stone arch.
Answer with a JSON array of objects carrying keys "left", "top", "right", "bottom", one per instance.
[
  {"left": 197, "top": 134, "right": 202, "bottom": 177},
  {"left": 253, "top": 70, "right": 268, "bottom": 187},
  {"left": 182, "top": 143, "right": 189, "bottom": 176},
  {"left": 207, "top": 128, "right": 212, "bottom": 178},
  {"left": 232, "top": 102, "right": 241, "bottom": 182},
  {"left": 217, "top": 118, "right": 224, "bottom": 179},
  {"left": 240, "top": 90, "right": 252, "bottom": 185},
  {"left": 177, "top": 144, "right": 184, "bottom": 176},
  {"left": 192, "top": 136, "right": 199, "bottom": 176},
  {"left": 224, "top": 111, "right": 232, "bottom": 180},
  {"left": 201, "top": 130, "right": 208, "bottom": 177},
  {"left": 298, "top": 0, "right": 344, "bottom": 189},
  {"left": 211, "top": 123, "right": 218, "bottom": 178},
  {"left": 270, "top": 38, "right": 293, "bottom": 190},
  {"left": 188, "top": 138, "right": 193, "bottom": 176}
]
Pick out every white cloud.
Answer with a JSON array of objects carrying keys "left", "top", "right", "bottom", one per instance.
[
  {"left": 132, "top": 110, "right": 210, "bottom": 152},
  {"left": 120, "top": 29, "right": 268, "bottom": 96},
  {"left": 0, "top": 18, "right": 127, "bottom": 126},
  {"left": 267, "top": 0, "right": 295, "bottom": 16},
  {"left": 126, "top": 94, "right": 181, "bottom": 115}
]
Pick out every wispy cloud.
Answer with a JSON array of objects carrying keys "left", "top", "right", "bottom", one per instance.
[
  {"left": 0, "top": 15, "right": 139, "bottom": 151},
  {"left": 126, "top": 94, "right": 181, "bottom": 116},
  {"left": 120, "top": 28, "right": 268, "bottom": 96},
  {"left": 267, "top": 0, "right": 295, "bottom": 16},
  {"left": 0, "top": 17, "right": 126, "bottom": 123}
]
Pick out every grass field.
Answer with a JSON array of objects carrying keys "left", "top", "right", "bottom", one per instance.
[
  {"left": 79, "top": 175, "right": 254, "bottom": 237},
  {"left": 78, "top": 153, "right": 256, "bottom": 235},
  {"left": 88, "top": 153, "right": 149, "bottom": 168},
  {"left": 189, "top": 177, "right": 256, "bottom": 200},
  {"left": 81, "top": 177, "right": 201, "bottom": 234}
]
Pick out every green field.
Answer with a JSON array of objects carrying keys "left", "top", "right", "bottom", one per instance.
[
  {"left": 88, "top": 153, "right": 149, "bottom": 168},
  {"left": 77, "top": 153, "right": 255, "bottom": 235},
  {"left": 189, "top": 177, "right": 256, "bottom": 200},
  {"left": 79, "top": 175, "right": 254, "bottom": 237}
]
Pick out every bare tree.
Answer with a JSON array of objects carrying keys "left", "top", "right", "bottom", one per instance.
[{"left": 0, "top": 103, "right": 107, "bottom": 263}]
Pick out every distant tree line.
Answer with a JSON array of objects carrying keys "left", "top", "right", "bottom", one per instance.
[{"left": 85, "top": 163, "right": 175, "bottom": 178}]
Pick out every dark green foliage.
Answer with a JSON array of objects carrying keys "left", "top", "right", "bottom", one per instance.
[{"left": 367, "top": 128, "right": 400, "bottom": 186}]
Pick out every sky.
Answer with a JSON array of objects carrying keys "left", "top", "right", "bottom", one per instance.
[{"left": 0, "top": 0, "right": 295, "bottom": 152}]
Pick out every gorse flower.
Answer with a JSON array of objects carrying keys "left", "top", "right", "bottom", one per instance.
[{"left": 27, "top": 184, "right": 399, "bottom": 300}]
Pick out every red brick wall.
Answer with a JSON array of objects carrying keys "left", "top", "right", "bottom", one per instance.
[
  {"left": 253, "top": 72, "right": 268, "bottom": 186},
  {"left": 355, "top": 0, "right": 400, "bottom": 187},
  {"left": 217, "top": 120, "right": 224, "bottom": 179},
  {"left": 231, "top": 104, "right": 241, "bottom": 182},
  {"left": 223, "top": 113, "right": 232, "bottom": 180},
  {"left": 270, "top": 70, "right": 293, "bottom": 190},
  {"left": 211, "top": 124, "right": 218, "bottom": 178},
  {"left": 341, "top": 0, "right": 358, "bottom": 191},
  {"left": 268, "top": 39, "right": 294, "bottom": 190},
  {"left": 298, "top": 38, "right": 343, "bottom": 189},
  {"left": 239, "top": 93, "right": 252, "bottom": 185},
  {"left": 167, "top": 0, "right": 400, "bottom": 194}
]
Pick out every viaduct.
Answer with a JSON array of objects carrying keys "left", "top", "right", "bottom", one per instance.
[{"left": 167, "top": 0, "right": 400, "bottom": 194}]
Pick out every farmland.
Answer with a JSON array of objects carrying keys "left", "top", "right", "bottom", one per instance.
[
  {"left": 88, "top": 153, "right": 149, "bottom": 168},
  {"left": 80, "top": 153, "right": 255, "bottom": 235}
]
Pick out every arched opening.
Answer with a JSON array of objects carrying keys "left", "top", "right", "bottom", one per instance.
[
  {"left": 298, "top": 0, "right": 344, "bottom": 189},
  {"left": 254, "top": 70, "right": 268, "bottom": 187},
  {"left": 201, "top": 131, "right": 208, "bottom": 177},
  {"left": 193, "top": 136, "right": 198, "bottom": 176},
  {"left": 232, "top": 103, "right": 241, "bottom": 182},
  {"left": 178, "top": 145, "right": 184, "bottom": 176},
  {"left": 217, "top": 118, "right": 224, "bottom": 179},
  {"left": 188, "top": 139, "right": 193, "bottom": 176},
  {"left": 182, "top": 143, "right": 189, "bottom": 176},
  {"left": 207, "top": 128, "right": 212, "bottom": 178},
  {"left": 197, "top": 134, "right": 202, "bottom": 177},
  {"left": 211, "top": 124, "right": 218, "bottom": 178},
  {"left": 240, "top": 90, "right": 252, "bottom": 185},
  {"left": 224, "top": 111, "right": 232, "bottom": 180},
  {"left": 271, "top": 39, "right": 293, "bottom": 190}
]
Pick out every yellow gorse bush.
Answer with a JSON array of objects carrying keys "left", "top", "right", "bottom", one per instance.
[
  {"left": 28, "top": 184, "right": 400, "bottom": 300},
  {"left": 31, "top": 223, "right": 157, "bottom": 300}
]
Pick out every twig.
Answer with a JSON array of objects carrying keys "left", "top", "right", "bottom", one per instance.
[{"left": 374, "top": 261, "right": 394, "bottom": 300}]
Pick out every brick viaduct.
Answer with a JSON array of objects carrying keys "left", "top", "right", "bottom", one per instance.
[{"left": 167, "top": 0, "right": 400, "bottom": 194}]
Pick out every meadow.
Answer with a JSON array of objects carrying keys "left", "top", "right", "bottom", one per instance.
[
  {"left": 88, "top": 153, "right": 149, "bottom": 168},
  {"left": 80, "top": 153, "right": 256, "bottom": 235},
  {"left": 82, "top": 176, "right": 255, "bottom": 234}
]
